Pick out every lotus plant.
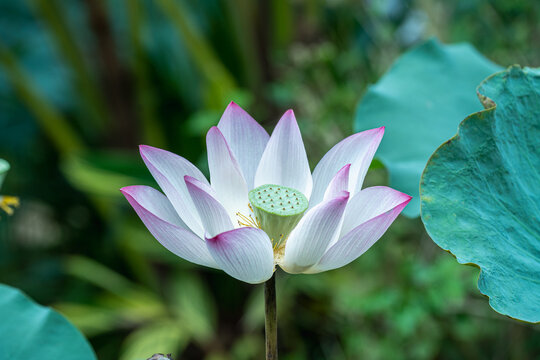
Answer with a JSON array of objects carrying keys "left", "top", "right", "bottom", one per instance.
[
  {"left": 121, "top": 102, "right": 411, "bottom": 359},
  {"left": 0, "top": 159, "right": 18, "bottom": 216}
]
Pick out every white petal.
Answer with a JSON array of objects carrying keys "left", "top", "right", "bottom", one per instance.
[
  {"left": 323, "top": 164, "right": 351, "bottom": 201},
  {"left": 280, "top": 192, "right": 349, "bottom": 273},
  {"left": 217, "top": 102, "right": 270, "bottom": 189},
  {"left": 254, "top": 110, "right": 313, "bottom": 198},
  {"left": 184, "top": 176, "right": 234, "bottom": 237},
  {"left": 120, "top": 185, "right": 218, "bottom": 268},
  {"left": 340, "top": 186, "right": 411, "bottom": 236},
  {"left": 309, "top": 195, "right": 411, "bottom": 273},
  {"left": 206, "top": 227, "right": 274, "bottom": 284},
  {"left": 140, "top": 145, "right": 208, "bottom": 237},
  {"left": 310, "top": 127, "right": 384, "bottom": 208},
  {"left": 207, "top": 126, "right": 250, "bottom": 221}
]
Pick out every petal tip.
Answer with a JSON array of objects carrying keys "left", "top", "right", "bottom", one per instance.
[
  {"left": 227, "top": 100, "right": 241, "bottom": 109},
  {"left": 119, "top": 185, "right": 139, "bottom": 195},
  {"left": 183, "top": 175, "right": 196, "bottom": 184},
  {"left": 337, "top": 190, "right": 350, "bottom": 201},
  {"left": 224, "top": 101, "right": 247, "bottom": 114},
  {"left": 207, "top": 125, "right": 221, "bottom": 136},
  {"left": 205, "top": 232, "right": 219, "bottom": 243},
  {"left": 205, "top": 228, "right": 234, "bottom": 244},
  {"left": 327, "top": 190, "right": 350, "bottom": 203},
  {"left": 278, "top": 109, "right": 299, "bottom": 128},
  {"left": 139, "top": 144, "right": 162, "bottom": 158},
  {"left": 395, "top": 189, "right": 413, "bottom": 203},
  {"left": 394, "top": 193, "right": 413, "bottom": 212},
  {"left": 284, "top": 109, "right": 295, "bottom": 117}
]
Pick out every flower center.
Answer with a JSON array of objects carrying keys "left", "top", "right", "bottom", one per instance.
[{"left": 248, "top": 184, "right": 308, "bottom": 249}]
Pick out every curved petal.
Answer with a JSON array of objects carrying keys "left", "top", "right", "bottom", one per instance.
[
  {"left": 308, "top": 196, "right": 411, "bottom": 273},
  {"left": 340, "top": 186, "right": 411, "bottom": 236},
  {"left": 280, "top": 192, "right": 349, "bottom": 273},
  {"left": 120, "top": 185, "right": 218, "bottom": 268},
  {"left": 184, "top": 176, "right": 234, "bottom": 238},
  {"left": 206, "top": 227, "right": 274, "bottom": 284},
  {"left": 323, "top": 164, "right": 351, "bottom": 201},
  {"left": 217, "top": 102, "right": 270, "bottom": 189},
  {"left": 206, "top": 126, "right": 250, "bottom": 222},
  {"left": 254, "top": 110, "right": 313, "bottom": 198},
  {"left": 309, "top": 127, "right": 384, "bottom": 208},
  {"left": 140, "top": 145, "right": 208, "bottom": 237}
]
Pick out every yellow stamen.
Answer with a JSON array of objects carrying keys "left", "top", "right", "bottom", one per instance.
[
  {"left": 236, "top": 210, "right": 261, "bottom": 229},
  {"left": 0, "top": 196, "right": 19, "bottom": 216},
  {"left": 272, "top": 234, "right": 285, "bottom": 250}
]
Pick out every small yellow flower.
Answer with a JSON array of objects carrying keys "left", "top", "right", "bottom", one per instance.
[{"left": 0, "top": 196, "right": 19, "bottom": 215}]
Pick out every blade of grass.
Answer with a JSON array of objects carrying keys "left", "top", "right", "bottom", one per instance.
[
  {"left": 125, "top": 0, "right": 166, "bottom": 147},
  {"left": 0, "top": 44, "right": 85, "bottom": 154},
  {"left": 271, "top": 0, "right": 293, "bottom": 50},
  {"left": 32, "top": 0, "right": 109, "bottom": 136},
  {"left": 155, "top": 0, "right": 236, "bottom": 109},
  {"left": 65, "top": 255, "right": 159, "bottom": 305},
  {"left": 225, "top": 0, "right": 261, "bottom": 92}
]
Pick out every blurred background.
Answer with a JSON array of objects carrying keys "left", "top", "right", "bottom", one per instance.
[{"left": 0, "top": 0, "right": 539, "bottom": 359}]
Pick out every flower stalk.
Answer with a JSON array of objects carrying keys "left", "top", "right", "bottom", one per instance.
[{"left": 264, "top": 273, "right": 277, "bottom": 360}]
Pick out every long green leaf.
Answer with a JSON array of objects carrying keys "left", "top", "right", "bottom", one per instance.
[
  {"left": 125, "top": 0, "right": 166, "bottom": 147},
  {"left": 32, "top": 0, "right": 108, "bottom": 136},
  {"left": 0, "top": 45, "right": 85, "bottom": 154},
  {"left": 155, "top": 0, "right": 236, "bottom": 108}
]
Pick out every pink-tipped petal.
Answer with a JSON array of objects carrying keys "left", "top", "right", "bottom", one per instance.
[
  {"left": 308, "top": 196, "right": 411, "bottom": 273},
  {"left": 184, "top": 176, "right": 234, "bottom": 238},
  {"left": 206, "top": 127, "right": 249, "bottom": 221},
  {"left": 120, "top": 185, "right": 218, "bottom": 268},
  {"left": 340, "top": 186, "right": 411, "bottom": 236},
  {"left": 140, "top": 145, "right": 208, "bottom": 237},
  {"left": 310, "top": 127, "right": 384, "bottom": 207},
  {"left": 254, "top": 110, "right": 313, "bottom": 198},
  {"left": 323, "top": 164, "right": 351, "bottom": 201},
  {"left": 280, "top": 193, "right": 350, "bottom": 273},
  {"left": 206, "top": 227, "right": 274, "bottom": 284},
  {"left": 217, "top": 102, "right": 270, "bottom": 189}
]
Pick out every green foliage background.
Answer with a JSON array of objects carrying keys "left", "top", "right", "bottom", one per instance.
[{"left": 0, "top": 0, "right": 538, "bottom": 359}]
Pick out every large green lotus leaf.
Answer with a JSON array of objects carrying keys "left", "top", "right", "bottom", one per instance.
[
  {"left": 0, "top": 283, "right": 97, "bottom": 359},
  {"left": 355, "top": 38, "right": 502, "bottom": 217},
  {"left": 420, "top": 66, "right": 540, "bottom": 323}
]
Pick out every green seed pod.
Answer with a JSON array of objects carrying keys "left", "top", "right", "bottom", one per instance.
[
  {"left": 248, "top": 184, "right": 308, "bottom": 248},
  {"left": 147, "top": 354, "right": 173, "bottom": 360}
]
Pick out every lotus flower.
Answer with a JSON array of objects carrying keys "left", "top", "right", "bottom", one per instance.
[
  {"left": 0, "top": 159, "right": 19, "bottom": 216},
  {"left": 121, "top": 103, "right": 411, "bottom": 284}
]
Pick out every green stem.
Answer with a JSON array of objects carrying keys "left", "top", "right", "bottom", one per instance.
[{"left": 264, "top": 273, "right": 278, "bottom": 360}]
